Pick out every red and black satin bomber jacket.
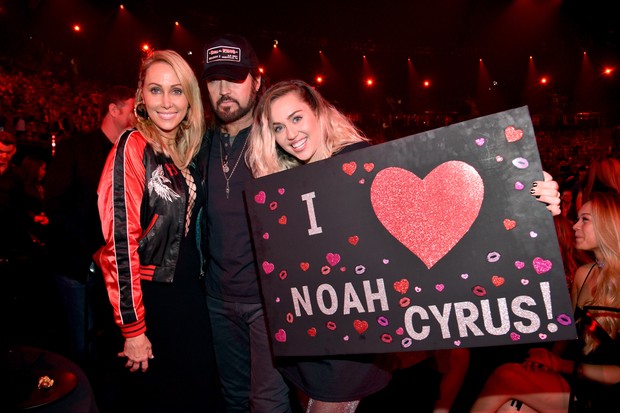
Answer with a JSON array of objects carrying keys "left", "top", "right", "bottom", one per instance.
[{"left": 96, "top": 129, "right": 203, "bottom": 338}]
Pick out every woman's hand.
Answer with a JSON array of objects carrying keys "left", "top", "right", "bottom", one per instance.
[
  {"left": 531, "top": 171, "right": 561, "bottom": 216},
  {"left": 118, "top": 333, "right": 154, "bottom": 372}
]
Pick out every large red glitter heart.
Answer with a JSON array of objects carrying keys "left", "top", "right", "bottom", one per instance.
[{"left": 370, "top": 162, "right": 484, "bottom": 269}]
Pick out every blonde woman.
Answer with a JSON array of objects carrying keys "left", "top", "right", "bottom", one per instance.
[{"left": 97, "top": 50, "right": 221, "bottom": 412}]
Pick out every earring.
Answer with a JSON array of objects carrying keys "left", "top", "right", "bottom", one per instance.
[{"left": 134, "top": 103, "right": 149, "bottom": 120}]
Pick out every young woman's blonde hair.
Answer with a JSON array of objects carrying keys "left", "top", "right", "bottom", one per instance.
[
  {"left": 246, "top": 80, "right": 368, "bottom": 178},
  {"left": 134, "top": 49, "right": 205, "bottom": 169},
  {"left": 583, "top": 192, "right": 620, "bottom": 354}
]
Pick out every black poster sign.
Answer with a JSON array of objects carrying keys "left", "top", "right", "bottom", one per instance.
[{"left": 245, "top": 107, "right": 577, "bottom": 357}]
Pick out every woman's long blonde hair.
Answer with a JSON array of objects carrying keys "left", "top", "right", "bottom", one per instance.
[
  {"left": 582, "top": 192, "right": 620, "bottom": 354},
  {"left": 134, "top": 49, "right": 205, "bottom": 169},
  {"left": 246, "top": 80, "right": 368, "bottom": 178}
]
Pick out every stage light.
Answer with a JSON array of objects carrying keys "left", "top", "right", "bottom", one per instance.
[
  {"left": 603, "top": 67, "right": 614, "bottom": 76},
  {"left": 540, "top": 76, "right": 548, "bottom": 85},
  {"left": 73, "top": 25, "right": 81, "bottom": 32},
  {"left": 423, "top": 80, "right": 431, "bottom": 88},
  {"left": 366, "top": 78, "right": 374, "bottom": 87},
  {"left": 316, "top": 76, "right": 323, "bottom": 84},
  {"left": 120, "top": 4, "right": 124, "bottom": 10},
  {"left": 142, "top": 44, "right": 150, "bottom": 52},
  {"left": 273, "top": 40, "right": 278, "bottom": 48},
  {"left": 175, "top": 21, "right": 179, "bottom": 27}
]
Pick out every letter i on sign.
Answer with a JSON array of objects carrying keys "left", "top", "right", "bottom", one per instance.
[{"left": 301, "top": 192, "right": 323, "bottom": 235}]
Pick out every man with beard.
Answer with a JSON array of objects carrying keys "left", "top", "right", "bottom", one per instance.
[{"left": 199, "top": 34, "right": 292, "bottom": 413}]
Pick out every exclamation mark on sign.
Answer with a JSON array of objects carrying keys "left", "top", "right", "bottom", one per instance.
[{"left": 540, "top": 281, "right": 558, "bottom": 332}]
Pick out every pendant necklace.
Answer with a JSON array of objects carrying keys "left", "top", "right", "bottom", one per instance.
[{"left": 219, "top": 137, "right": 248, "bottom": 199}]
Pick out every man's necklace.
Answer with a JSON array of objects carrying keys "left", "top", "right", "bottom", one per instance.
[{"left": 219, "top": 137, "right": 248, "bottom": 199}]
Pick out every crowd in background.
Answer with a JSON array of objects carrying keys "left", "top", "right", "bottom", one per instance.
[{"left": 1, "top": 61, "right": 618, "bottom": 176}]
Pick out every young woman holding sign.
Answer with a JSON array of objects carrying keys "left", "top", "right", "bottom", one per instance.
[{"left": 245, "top": 80, "right": 561, "bottom": 413}]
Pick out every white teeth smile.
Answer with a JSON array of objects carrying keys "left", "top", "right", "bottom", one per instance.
[
  {"left": 158, "top": 112, "right": 176, "bottom": 120},
  {"left": 292, "top": 138, "right": 307, "bottom": 149}
]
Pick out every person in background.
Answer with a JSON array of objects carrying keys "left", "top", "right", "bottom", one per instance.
[
  {"left": 45, "top": 85, "right": 135, "bottom": 367},
  {"left": 19, "top": 155, "right": 48, "bottom": 246},
  {"left": 559, "top": 184, "right": 578, "bottom": 223},
  {"left": 470, "top": 192, "right": 620, "bottom": 413},
  {"left": 0, "top": 130, "right": 28, "bottom": 257},
  {"left": 199, "top": 34, "right": 292, "bottom": 412},
  {"left": 245, "top": 80, "right": 562, "bottom": 413},
  {"left": 96, "top": 49, "right": 222, "bottom": 413},
  {"left": 575, "top": 157, "right": 620, "bottom": 211}
]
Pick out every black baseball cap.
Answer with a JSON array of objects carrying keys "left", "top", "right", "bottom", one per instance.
[{"left": 202, "top": 34, "right": 259, "bottom": 81}]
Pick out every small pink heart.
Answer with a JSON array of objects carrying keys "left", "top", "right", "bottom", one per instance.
[
  {"left": 254, "top": 191, "right": 266, "bottom": 204},
  {"left": 262, "top": 233, "right": 269, "bottom": 240},
  {"left": 262, "top": 261, "right": 274, "bottom": 274},
  {"left": 533, "top": 257, "right": 552, "bottom": 274},
  {"left": 396, "top": 327, "right": 404, "bottom": 335},
  {"left": 300, "top": 262, "right": 310, "bottom": 271},
  {"left": 414, "top": 286, "right": 422, "bottom": 293},
  {"left": 435, "top": 284, "right": 444, "bottom": 292},
  {"left": 510, "top": 332, "right": 521, "bottom": 341},
  {"left": 514, "top": 261, "right": 525, "bottom": 269},
  {"left": 342, "top": 162, "right": 357, "bottom": 175},
  {"left": 539, "top": 333, "right": 547, "bottom": 340},
  {"left": 343, "top": 335, "right": 349, "bottom": 341},
  {"left": 275, "top": 329, "right": 286, "bottom": 342},
  {"left": 461, "top": 273, "right": 469, "bottom": 279},
  {"left": 503, "top": 219, "right": 516, "bottom": 230},
  {"left": 364, "top": 163, "right": 375, "bottom": 172},
  {"left": 505, "top": 125, "right": 524, "bottom": 142},
  {"left": 275, "top": 297, "right": 280, "bottom": 302},
  {"left": 278, "top": 188, "right": 285, "bottom": 195},
  {"left": 530, "top": 231, "right": 538, "bottom": 238},
  {"left": 393, "top": 279, "right": 409, "bottom": 294},
  {"left": 383, "top": 259, "right": 389, "bottom": 264},
  {"left": 454, "top": 340, "right": 461, "bottom": 346},
  {"left": 475, "top": 137, "right": 486, "bottom": 146},
  {"left": 359, "top": 178, "right": 365, "bottom": 184},
  {"left": 495, "top": 155, "right": 503, "bottom": 162},
  {"left": 521, "top": 279, "right": 529, "bottom": 285},
  {"left": 515, "top": 181, "right": 524, "bottom": 190},
  {"left": 348, "top": 236, "right": 359, "bottom": 246},
  {"left": 326, "top": 253, "right": 341, "bottom": 266},
  {"left": 353, "top": 319, "right": 369, "bottom": 334}
]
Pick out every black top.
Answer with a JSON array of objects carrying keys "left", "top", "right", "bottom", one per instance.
[{"left": 204, "top": 126, "right": 262, "bottom": 303}]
